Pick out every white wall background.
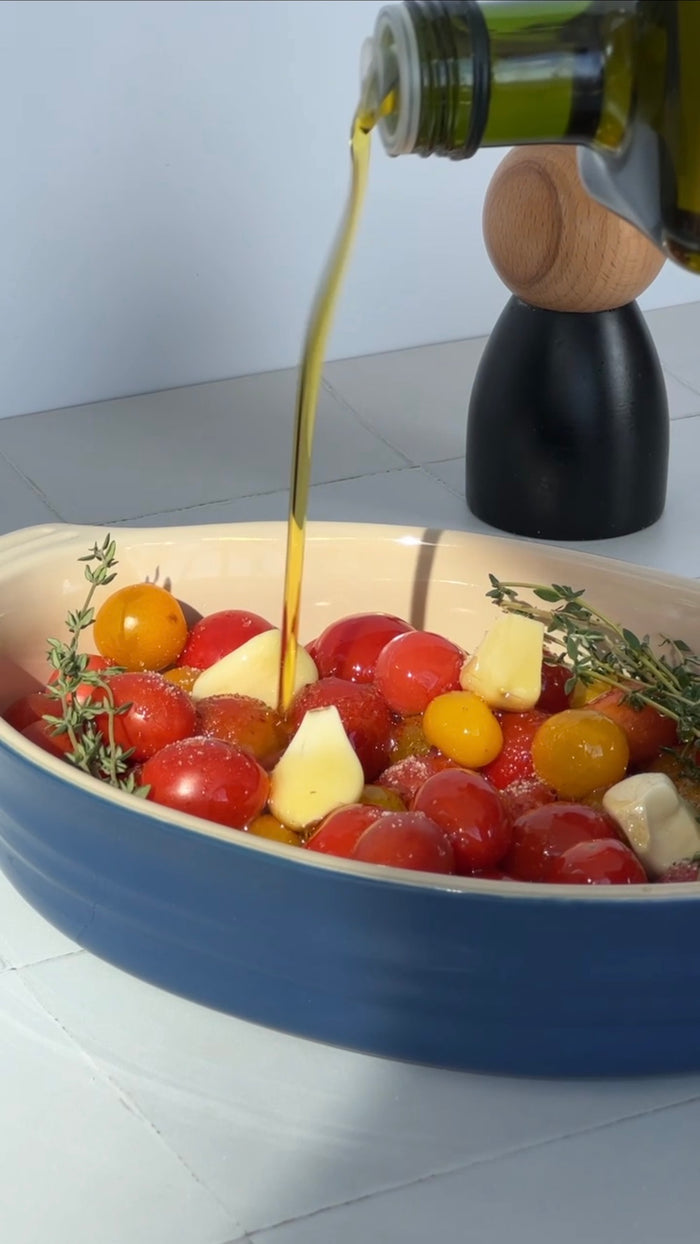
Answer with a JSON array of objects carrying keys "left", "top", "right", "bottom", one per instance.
[{"left": 1, "top": 0, "right": 698, "bottom": 419}]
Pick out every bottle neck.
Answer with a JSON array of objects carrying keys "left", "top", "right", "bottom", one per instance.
[{"left": 370, "top": 1, "right": 636, "bottom": 160}]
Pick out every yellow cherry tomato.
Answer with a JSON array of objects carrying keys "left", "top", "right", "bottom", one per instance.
[
  {"left": 569, "top": 678, "right": 610, "bottom": 707},
  {"left": 532, "top": 708, "right": 629, "bottom": 798},
  {"left": 162, "top": 665, "right": 200, "bottom": 692},
  {"left": 94, "top": 583, "right": 188, "bottom": 671},
  {"left": 422, "top": 690, "right": 503, "bottom": 768},
  {"left": 360, "top": 784, "right": 406, "bottom": 812},
  {"left": 248, "top": 814, "right": 300, "bottom": 846}
]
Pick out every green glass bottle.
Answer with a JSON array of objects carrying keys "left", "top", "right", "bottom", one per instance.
[{"left": 363, "top": 0, "right": 700, "bottom": 271}]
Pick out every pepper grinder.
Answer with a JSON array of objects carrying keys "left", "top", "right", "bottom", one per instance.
[{"left": 466, "top": 146, "right": 668, "bottom": 541}]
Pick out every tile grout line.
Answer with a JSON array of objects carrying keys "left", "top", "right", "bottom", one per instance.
[
  {"left": 321, "top": 377, "right": 416, "bottom": 467},
  {"left": 0, "top": 448, "right": 65, "bottom": 519},
  {"left": 245, "top": 1090, "right": 700, "bottom": 1239},
  {"left": 14, "top": 962, "right": 247, "bottom": 1236}
]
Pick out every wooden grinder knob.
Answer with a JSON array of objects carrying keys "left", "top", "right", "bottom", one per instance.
[{"left": 483, "top": 146, "right": 664, "bottom": 313}]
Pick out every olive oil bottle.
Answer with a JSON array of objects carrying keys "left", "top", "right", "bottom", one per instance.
[{"left": 363, "top": 0, "right": 700, "bottom": 271}]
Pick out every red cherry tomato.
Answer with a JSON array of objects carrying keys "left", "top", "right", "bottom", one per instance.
[
  {"left": 504, "top": 802, "right": 618, "bottom": 882},
  {"left": 288, "top": 677, "right": 394, "bottom": 781},
  {"left": 195, "top": 694, "right": 288, "bottom": 768},
  {"left": 499, "top": 778, "right": 556, "bottom": 825},
  {"left": 376, "top": 752, "right": 457, "bottom": 805},
  {"left": 352, "top": 811, "right": 455, "bottom": 874},
  {"left": 374, "top": 630, "right": 464, "bottom": 715},
  {"left": 548, "top": 839, "right": 647, "bottom": 885},
  {"left": 21, "top": 718, "right": 73, "bottom": 759},
  {"left": 584, "top": 688, "right": 679, "bottom": 766},
  {"left": 142, "top": 737, "right": 269, "bottom": 829},
  {"left": 4, "top": 690, "right": 58, "bottom": 733},
  {"left": 306, "top": 804, "right": 385, "bottom": 857},
  {"left": 537, "top": 661, "right": 573, "bottom": 714},
  {"left": 47, "top": 653, "right": 116, "bottom": 705},
  {"left": 93, "top": 672, "right": 197, "bottom": 762},
  {"left": 482, "top": 710, "right": 548, "bottom": 790},
  {"left": 177, "top": 610, "right": 273, "bottom": 671},
  {"left": 412, "top": 768, "right": 511, "bottom": 873},
  {"left": 312, "top": 613, "right": 413, "bottom": 683}
]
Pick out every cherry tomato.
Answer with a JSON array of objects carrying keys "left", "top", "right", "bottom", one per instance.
[
  {"left": 531, "top": 709, "right": 629, "bottom": 798},
  {"left": 548, "top": 839, "right": 647, "bottom": 885},
  {"left": 306, "top": 804, "right": 385, "bottom": 857},
  {"left": 658, "top": 859, "right": 700, "bottom": 883},
  {"left": 423, "top": 690, "right": 503, "bottom": 768},
  {"left": 93, "top": 672, "right": 197, "bottom": 762},
  {"left": 288, "top": 677, "right": 394, "bottom": 781},
  {"left": 412, "top": 768, "right": 511, "bottom": 873},
  {"left": 142, "top": 737, "right": 269, "bottom": 829},
  {"left": 584, "top": 688, "right": 678, "bottom": 766},
  {"left": 47, "top": 654, "right": 116, "bottom": 705},
  {"left": 499, "top": 778, "right": 556, "bottom": 825},
  {"left": 375, "top": 630, "right": 464, "bottom": 715},
  {"left": 248, "top": 814, "right": 300, "bottom": 846},
  {"left": 94, "top": 584, "right": 188, "bottom": 671},
  {"left": 177, "top": 609, "right": 273, "bottom": 671},
  {"left": 351, "top": 811, "right": 455, "bottom": 874},
  {"left": 376, "top": 752, "right": 457, "bottom": 805},
  {"left": 388, "top": 715, "right": 432, "bottom": 763},
  {"left": 195, "top": 694, "right": 288, "bottom": 768},
  {"left": 482, "top": 710, "right": 548, "bottom": 790},
  {"left": 4, "top": 691, "right": 58, "bottom": 733},
  {"left": 504, "top": 802, "right": 618, "bottom": 882},
  {"left": 360, "top": 784, "right": 406, "bottom": 812},
  {"left": 21, "top": 718, "right": 73, "bottom": 759},
  {"left": 312, "top": 613, "right": 413, "bottom": 683},
  {"left": 536, "top": 661, "right": 572, "bottom": 714},
  {"left": 162, "top": 666, "right": 200, "bottom": 693}
]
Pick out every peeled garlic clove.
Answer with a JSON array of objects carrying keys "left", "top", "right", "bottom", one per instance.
[
  {"left": 602, "top": 771, "right": 700, "bottom": 879},
  {"left": 269, "top": 705, "right": 364, "bottom": 830},
  {"left": 191, "top": 629, "right": 317, "bottom": 709},
  {"left": 460, "top": 614, "right": 545, "bottom": 711}
]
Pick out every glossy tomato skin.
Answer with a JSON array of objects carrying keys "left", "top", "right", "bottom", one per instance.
[
  {"left": 142, "top": 737, "right": 269, "bottom": 830},
  {"left": 4, "top": 690, "right": 58, "bottom": 733},
  {"left": 21, "top": 718, "right": 73, "bottom": 759},
  {"left": 94, "top": 585, "right": 188, "bottom": 672},
  {"left": 537, "top": 662, "right": 573, "bottom": 714},
  {"left": 195, "top": 694, "right": 288, "bottom": 768},
  {"left": 312, "top": 613, "right": 413, "bottom": 683},
  {"left": 374, "top": 630, "right": 464, "bottom": 715},
  {"left": 351, "top": 811, "right": 455, "bottom": 874},
  {"left": 47, "top": 654, "right": 116, "bottom": 706},
  {"left": 584, "top": 688, "right": 679, "bottom": 766},
  {"left": 504, "top": 802, "right": 618, "bottom": 882},
  {"left": 93, "top": 672, "right": 197, "bottom": 762},
  {"left": 177, "top": 610, "right": 273, "bottom": 671},
  {"left": 288, "top": 677, "right": 394, "bottom": 781},
  {"left": 499, "top": 779, "right": 556, "bottom": 825},
  {"left": 482, "top": 710, "right": 548, "bottom": 790},
  {"left": 376, "top": 752, "right": 456, "bottom": 805},
  {"left": 306, "top": 804, "right": 384, "bottom": 857},
  {"left": 412, "top": 768, "right": 511, "bottom": 873},
  {"left": 548, "top": 839, "right": 647, "bottom": 885}
]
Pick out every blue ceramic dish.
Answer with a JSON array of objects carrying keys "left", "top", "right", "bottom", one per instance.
[{"left": 0, "top": 520, "right": 699, "bottom": 1077}]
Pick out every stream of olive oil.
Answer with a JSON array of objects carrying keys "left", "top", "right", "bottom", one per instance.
[{"left": 278, "top": 97, "right": 387, "bottom": 711}]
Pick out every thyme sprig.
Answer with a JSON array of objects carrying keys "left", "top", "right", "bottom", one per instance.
[
  {"left": 42, "top": 535, "right": 148, "bottom": 795},
  {"left": 486, "top": 576, "right": 700, "bottom": 755}
]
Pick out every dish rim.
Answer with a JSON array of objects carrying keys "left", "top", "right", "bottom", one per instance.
[{"left": 0, "top": 518, "right": 698, "bottom": 903}]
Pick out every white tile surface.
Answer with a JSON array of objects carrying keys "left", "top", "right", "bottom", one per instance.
[
  {"left": 0, "top": 970, "right": 243, "bottom": 1244},
  {"left": 644, "top": 302, "right": 700, "bottom": 392},
  {"left": 250, "top": 1096, "right": 700, "bottom": 1244},
  {"left": 0, "top": 370, "right": 407, "bottom": 523},
  {"left": 324, "top": 337, "right": 486, "bottom": 465},
  {"left": 663, "top": 369, "right": 700, "bottom": 419},
  {"left": 18, "top": 951, "right": 700, "bottom": 1236},
  {"left": 0, "top": 869, "right": 81, "bottom": 969}
]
